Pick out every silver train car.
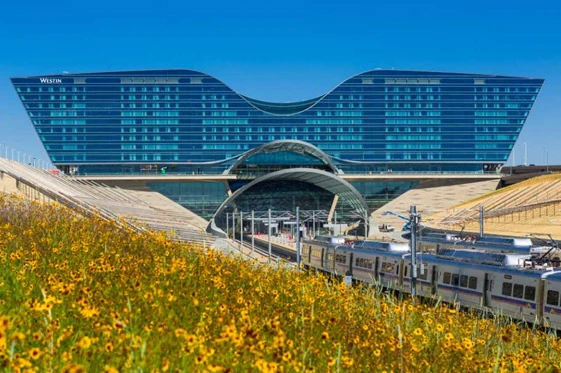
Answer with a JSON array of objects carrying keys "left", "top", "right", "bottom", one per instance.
[{"left": 302, "top": 237, "right": 561, "bottom": 329}]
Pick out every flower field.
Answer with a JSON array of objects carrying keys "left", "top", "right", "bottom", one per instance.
[{"left": 1, "top": 195, "right": 561, "bottom": 372}]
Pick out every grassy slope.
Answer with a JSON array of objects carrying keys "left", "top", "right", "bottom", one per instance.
[{"left": 1, "top": 196, "right": 561, "bottom": 372}]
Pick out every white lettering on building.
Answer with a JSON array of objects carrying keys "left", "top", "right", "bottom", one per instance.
[{"left": 39, "top": 78, "right": 62, "bottom": 83}]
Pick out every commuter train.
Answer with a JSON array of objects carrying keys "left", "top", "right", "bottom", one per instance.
[{"left": 302, "top": 236, "right": 561, "bottom": 329}]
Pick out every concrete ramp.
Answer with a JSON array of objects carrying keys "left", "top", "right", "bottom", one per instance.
[{"left": 372, "top": 179, "right": 500, "bottom": 230}]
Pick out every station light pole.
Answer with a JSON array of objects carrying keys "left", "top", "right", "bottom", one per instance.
[
  {"left": 268, "top": 208, "right": 272, "bottom": 264},
  {"left": 409, "top": 205, "right": 421, "bottom": 299},
  {"left": 296, "top": 206, "right": 301, "bottom": 269},
  {"left": 240, "top": 211, "right": 244, "bottom": 249},
  {"left": 479, "top": 205, "right": 484, "bottom": 237},
  {"left": 251, "top": 210, "right": 255, "bottom": 255},
  {"left": 232, "top": 212, "right": 236, "bottom": 241}
]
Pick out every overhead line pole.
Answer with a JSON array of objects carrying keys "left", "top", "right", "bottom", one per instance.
[
  {"left": 251, "top": 210, "right": 255, "bottom": 255},
  {"left": 409, "top": 205, "right": 420, "bottom": 300},
  {"left": 268, "top": 208, "right": 272, "bottom": 264},
  {"left": 296, "top": 206, "right": 301, "bottom": 269},
  {"left": 226, "top": 213, "right": 229, "bottom": 239}
]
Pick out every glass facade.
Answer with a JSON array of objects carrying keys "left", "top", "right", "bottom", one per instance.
[
  {"left": 11, "top": 69, "right": 544, "bottom": 175},
  {"left": 10, "top": 69, "right": 544, "bottom": 220}
]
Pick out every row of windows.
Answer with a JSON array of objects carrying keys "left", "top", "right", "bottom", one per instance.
[
  {"left": 202, "top": 127, "right": 360, "bottom": 133},
  {"left": 18, "top": 93, "right": 539, "bottom": 102},
  {"left": 355, "top": 257, "right": 374, "bottom": 269},
  {"left": 442, "top": 272, "right": 478, "bottom": 290},
  {"left": 502, "top": 281, "right": 536, "bottom": 301},
  {"left": 22, "top": 102, "right": 533, "bottom": 112},
  {"left": 16, "top": 85, "right": 539, "bottom": 94},
  {"left": 202, "top": 135, "right": 364, "bottom": 141}
]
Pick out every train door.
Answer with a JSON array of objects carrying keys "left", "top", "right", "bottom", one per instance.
[
  {"left": 348, "top": 253, "right": 354, "bottom": 277},
  {"left": 320, "top": 248, "right": 325, "bottom": 271},
  {"left": 430, "top": 264, "right": 438, "bottom": 295},
  {"left": 483, "top": 272, "right": 493, "bottom": 309},
  {"left": 416, "top": 262, "right": 432, "bottom": 297}
]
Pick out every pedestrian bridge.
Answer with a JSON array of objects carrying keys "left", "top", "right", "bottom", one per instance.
[{"left": 73, "top": 172, "right": 501, "bottom": 184}]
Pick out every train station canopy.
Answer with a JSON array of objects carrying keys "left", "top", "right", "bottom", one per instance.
[{"left": 208, "top": 168, "right": 368, "bottom": 235}]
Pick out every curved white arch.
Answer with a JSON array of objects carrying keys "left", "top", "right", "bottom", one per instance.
[{"left": 225, "top": 140, "right": 339, "bottom": 175}]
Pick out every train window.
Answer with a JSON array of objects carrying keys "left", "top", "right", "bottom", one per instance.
[
  {"left": 513, "top": 284, "right": 524, "bottom": 299},
  {"left": 381, "top": 262, "right": 395, "bottom": 273},
  {"left": 335, "top": 254, "right": 346, "bottom": 264},
  {"left": 524, "top": 286, "right": 536, "bottom": 301},
  {"left": 547, "top": 290, "right": 560, "bottom": 306},
  {"left": 452, "top": 274, "right": 460, "bottom": 286},
  {"left": 355, "top": 258, "right": 374, "bottom": 269},
  {"left": 460, "top": 275, "right": 468, "bottom": 288},
  {"left": 404, "top": 266, "right": 408, "bottom": 277},
  {"left": 419, "top": 267, "right": 428, "bottom": 280},
  {"left": 443, "top": 272, "right": 451, "bottom": 284},
  {"left": 396, "top": 265, "right": 400, "bottom": 275},
  {"left": 502, "top": 282, "right": 513, "bottom": 296},
  {"left": 468, "top": 276, "right": 478, "bottom": 289}
]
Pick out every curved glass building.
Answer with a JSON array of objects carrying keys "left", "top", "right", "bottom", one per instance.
[
  {"left": 11, "top": 69, "right": 544, "bottom": 223},
  {"left": 11, "top": 69, "right": 543, "bottom": 174}
]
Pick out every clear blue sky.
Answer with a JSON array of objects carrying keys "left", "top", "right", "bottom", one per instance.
[{"left": 1, "top": 0, "right": 559, "bottom": 166}]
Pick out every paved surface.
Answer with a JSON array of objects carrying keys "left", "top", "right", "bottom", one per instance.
[
  {"left": 427, "top": 174, "right": 561, "bottom": 239},
  {"left": 371, "top": 179, "right": 500, "bottom": 230}
]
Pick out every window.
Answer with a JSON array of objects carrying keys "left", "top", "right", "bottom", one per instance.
[
  {"left": 468, "top": 276, "right": 478, "bottom": 290},
  {"left": 355, "top": 257, "right": 373, "bottom": 269},
  {"left": 419, "top": 265, "right": 428, "bottom": 280},
  {"left": 443, "top": 272, "right": 451, "bottom": 284},
  {"left": 452, "top": 274, "right": 460, "bottom": 287},
  {"left": 335, "top": 254, "right": 346, "bottom": 264},
  {"left": 502, "top": 282, "right": 512, "bottom": 296},
  {"left": 513, "top": 284, "right": 524, "bottom": 299},
  {"left": 524, "top": 286, "right": 536, "bottom": 301},
  {"left": 381, "top": 262, "right": 395, "bottom": 273},
  {"left": 460, "top": 275, "right": 468, "bottom": 288},
  {"left": 547, "top": 290, "right": 559, "bottom": 306}
]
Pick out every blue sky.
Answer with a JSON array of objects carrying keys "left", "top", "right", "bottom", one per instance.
[{"left": 1, "top": 0, "right": 559, "bottom": 166}]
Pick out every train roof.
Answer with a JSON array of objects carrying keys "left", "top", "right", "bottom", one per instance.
[
  {"left": 419, "top": 233, "right": 534, "bottom": 253},
  {"left": 307, "top": 235, "right": 346, "bottom": 245},
  {"left": 353, "top": 240, "right": 409, "bottom": 252},
  {"left": 410, "top": 252, "right": 549, "bottom": 277},
  {"left": 421, "top": 233, "right": 532, "bottom": 246},
  {"left": 435, "top": 248, "right": 531, "bottom": 266}
]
